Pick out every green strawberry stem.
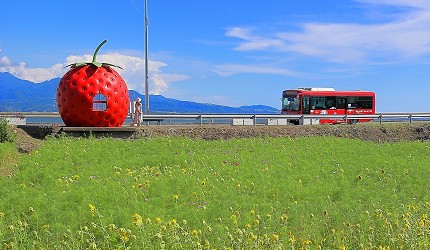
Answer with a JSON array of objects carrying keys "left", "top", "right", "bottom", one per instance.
[
  {"left": 66, "top": 39, "right": 122, "bottom": 69},
  {"left": 92, "top": 39, "right": 108, "bottom": 63}
]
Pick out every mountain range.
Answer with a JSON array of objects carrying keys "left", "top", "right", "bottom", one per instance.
[{"left": 0, "top": 72, "right": 279, "bottom": 113}]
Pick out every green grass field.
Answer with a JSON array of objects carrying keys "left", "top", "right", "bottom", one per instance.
[{"left": 0, "top": 135, "right": 429, "bottom": 249}]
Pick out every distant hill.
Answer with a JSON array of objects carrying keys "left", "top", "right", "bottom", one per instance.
[
  {"left": 0, "top": 72, "right": 279, "bottom": 113},
  {"left": 128, "top": 91, "right": 279, "bottom": 114},
  {"left": 0, "top": 72, "right": 58, "bottom": 111}
]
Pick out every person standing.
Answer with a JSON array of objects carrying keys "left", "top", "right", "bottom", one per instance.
[{"left": 133, "top": 98, "right": 142, "bottom": 126}]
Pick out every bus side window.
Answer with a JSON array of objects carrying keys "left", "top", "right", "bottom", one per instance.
[
  {"left": 312, "top": 96, "right": 326, "bottom": 110},
  {"left": 327, "top": 96, "right": 336, "bottom": 109},
  {"left": 347, "top": 96, "right": 357, "bottom": 109},
  {"left": 356, "top": 96, "right": 373, "bottom": 109},
  {"left": 336, "top": 97, "right": 346, "bottom": 109}
]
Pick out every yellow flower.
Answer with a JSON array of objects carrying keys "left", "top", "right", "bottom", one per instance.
[
  {"left": 154, "top": 217, "right": 162, "bottom": 224},
  {"left": 191, "top": 229, "right": 198, "bottom": 237},
  {"left": 88, "top": 204, "right": 96, "bottom": 217},
  {"left": 108, "top": 224, "right": 117, "bottom": 232},
  {"left": 118, "top": 228, "right": 131, "bottom": 243},
  {"left": 271, "top": 233, "right": 279, "bottom": 242},
  {"left": 377, "top": 246, "right": 389, "bottom": 250},
  {"left": 132, "top": 213, "right": 143, "bottom": 227},
  {"left": 230, "top": 214, "right": 237, "bottom": 225},
  {"left": 172, "top": 195, "right": 179, "bottom": 201},
  {"left": 169, "top": 219, "right": 177, "bottom": 226},
  {"left": 302, "top": 239, "right": 312, "bottom": 245},
  {"left": 248, "top": 232, "right": 257, "bottom": 241},
  {"left": 145, "top": 217, "right": 152, "bottom": 224},
  {"left": 250, "top": 209, "right": 255, "bottom": 216},
  {"left": 280, "top": 213, "right": 288, "bottom": 222}
]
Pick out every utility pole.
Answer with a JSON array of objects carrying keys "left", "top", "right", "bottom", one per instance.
[{"left": 144, "top": 0, "right": 149, "bottom": 113}]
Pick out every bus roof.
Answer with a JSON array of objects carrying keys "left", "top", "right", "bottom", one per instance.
[
  {"left": 283, "top": 88, "right": 375, "bottom": 97},
  {"left": 298, "top": 87, "right": 335, "bottom": 91}
]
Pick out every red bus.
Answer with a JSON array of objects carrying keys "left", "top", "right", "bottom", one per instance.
[{"left": 281, "top": 87, "right": 376, "bottom": 125}]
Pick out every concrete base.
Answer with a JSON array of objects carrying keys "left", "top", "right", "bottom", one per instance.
[
  {"left": 60, "top": 127, "right": 140, "bottom": 138},
  {"left": 17, "top": 125, "right": 141, "bottom": 139}
]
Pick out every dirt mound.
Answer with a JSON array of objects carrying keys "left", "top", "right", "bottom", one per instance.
[
  {"left": 135, "top": 123, "right": 430, "bottom": 142},
  {"left": 15, "top": 127, "right": 42, "bottom": 153}
]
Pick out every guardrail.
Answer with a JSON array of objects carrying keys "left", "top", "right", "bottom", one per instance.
[
  {"left": 2, "top": 112, "right": 430, "bottom": 126},
  {"left": 139, "top": 113, "right": 430, "bottom": 125},
  {"left": 0, "top": 112, "right": 61, "bottom": 118}
]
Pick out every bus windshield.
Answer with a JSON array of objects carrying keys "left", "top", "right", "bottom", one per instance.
[{"left": 282, "top": 96, "right": 300, "bottom": 111}]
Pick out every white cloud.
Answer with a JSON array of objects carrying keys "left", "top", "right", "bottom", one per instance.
[
  {"left": 356, "top": 0, "right": 430, "bottom": 9},
  {"left": 150, "top": 73, "right": 190, "bottom": 94},
  {"left": 213, "top": 63, "right": 299, "bottom": 77},
  {"left": 0, "top": 58, "right": 64, "bottom": 83},
  {"left": 226, "top": 1, "right": 430, "bottom": 64},
  {"left": 0, "top": 56, "right": 12, "bottom": 67},
  {"left": 0, "top": 53, "right": 189, "bottom": 94},
  {"left": 226, "top": 27, "right": 286, "bottom": 51}
]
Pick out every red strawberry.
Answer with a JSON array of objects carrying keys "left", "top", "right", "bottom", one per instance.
[{"left": 56, "top": 40, "right": 130, "bottom": 127}]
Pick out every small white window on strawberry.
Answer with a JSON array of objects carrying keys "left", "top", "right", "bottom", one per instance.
[{"left": 93, "top": 93, "right": 107, "bottom": 111}]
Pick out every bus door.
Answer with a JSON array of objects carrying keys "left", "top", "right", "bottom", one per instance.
[
  {"left": 336, "top": 97, "right": 347, "bottom": 123},
  {"left": 336, "top": 97, "right": 347, "bottom": 114},
  {"left": 302, "top": 96, "right": 310, "bottom": 114}
]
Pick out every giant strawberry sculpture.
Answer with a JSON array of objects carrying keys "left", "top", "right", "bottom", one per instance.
[{"left": 57, "top": 40, "right": 130, "bottom": 127}]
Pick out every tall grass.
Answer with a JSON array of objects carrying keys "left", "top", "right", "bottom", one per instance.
[
  {"left": 0, "top": 119, "right": 16, "bottom": 143},
  {"left": 0, "top": 143, "right": 18, "bottom": 177},
  {"left": 0, "top": 119, "right": 18, "bottom": 176},
  {"left": 0, "top": 136, "right": 429, "bottom": 249}
]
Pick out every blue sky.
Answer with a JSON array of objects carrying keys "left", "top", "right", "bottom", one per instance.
[{"left": 1, "top": 0, "right": 430, "bottom": 112}]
